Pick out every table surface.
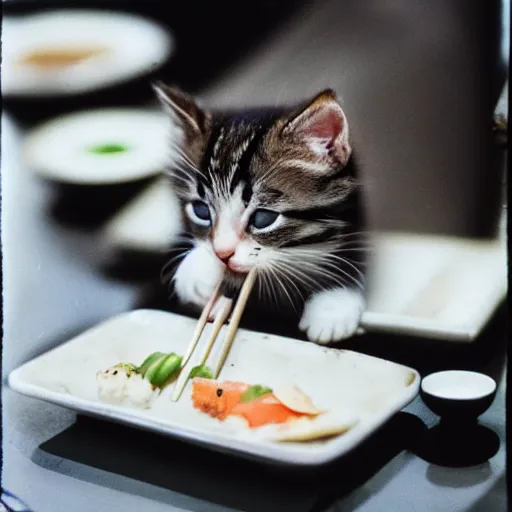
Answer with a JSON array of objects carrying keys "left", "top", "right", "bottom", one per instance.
[{"left": 1, "top": 102, "right": 508, "bottom": 512}]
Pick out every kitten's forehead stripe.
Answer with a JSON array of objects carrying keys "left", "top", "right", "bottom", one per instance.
[
  {"left": 201, "top": 122, "right": 225, "bottom": 175},
  {"left": 212, "top": 127, "right": 225, "bottom": 158}
]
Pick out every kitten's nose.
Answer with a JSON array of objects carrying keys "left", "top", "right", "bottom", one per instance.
[{"left": 215, "top": 248, "right": 235, "bottom": 264}]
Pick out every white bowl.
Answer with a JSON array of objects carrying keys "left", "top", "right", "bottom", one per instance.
[
  {"left": 2, "top": 9, "right": 174, "bottom": 97},
  {"left": 23, "top": 108, "right": 180, "bottom": 185},
  {"left": 420, "top": 370, "right": 497, "bottom": 420}
]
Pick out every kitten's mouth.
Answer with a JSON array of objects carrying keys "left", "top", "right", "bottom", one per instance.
[{"left": 226, "top": 260, "right": 251, "bottom": 274}]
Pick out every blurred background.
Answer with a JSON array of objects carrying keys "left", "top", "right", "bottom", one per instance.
[
  {"left": 3, "top": 0, "right": 509, "bottom": 237},
  {"left": 1, "top": 0, "right": 509, "bottom": 349}
]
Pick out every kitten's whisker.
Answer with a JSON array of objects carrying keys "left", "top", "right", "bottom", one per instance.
[
  {"left": 168, "top": 141, "right": 200, "bottom": 170},
  {"left": 300, "top": 251, "right": 367, "bottom": 282},
  {"left": 161, "top": 252, "right": 191, "bottom": 283},
  {"left": 274, "top": 259, "right": 322, "bottom": 291},
  {"left": 268, "top": 263, "right": 298, "bottom": 314},
  {"left": 261, "top": 271, "right": 277, "bottom": 308},
  {"left": 271, "top": 262, "right": 306, "bottom": 307},
  {"left": 321, "top": 254, "right": 366, "bottom": 281},
  {"left": 282, "top": 256, "right": 363, "bottom": 291},
  {"left": 165, "top": 169, "right": 193, "bottom": 184},
  {"left": 265, "top": 269, "right": 281, "bottom": 308}
]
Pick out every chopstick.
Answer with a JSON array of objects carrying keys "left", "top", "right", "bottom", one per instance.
[
  {"left": 171, "top": 269, "right": 257, "bottom": 401},
  {"left": 212, "top": 269, "right": 257, "bottom": 378},
  {"left": 179, "top": 281, "right": 222, "bottom": 369}
]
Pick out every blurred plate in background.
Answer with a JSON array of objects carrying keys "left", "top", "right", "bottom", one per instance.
[
  {"left": 101, "top": 177, "right": 183, "bottom": 253},
  {"left": 23, "top": 108, "right": 179, "bottom": 185},
  {"left": 2, "top": 9, "right": 174, "bottom": 98}
]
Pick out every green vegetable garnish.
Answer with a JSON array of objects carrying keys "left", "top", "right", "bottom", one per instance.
[
  {"left": 189, "top": 365, "right": 213, "bottom": 379},
  {"left": 88, "top": 143, "right": 129, "bottom": 155},
  {"left": 145, "top": 353, "right": 183, "bottom": 388},
  {"left": 137, "top": 352, "right": 166, "bottom": 376},
  {"left": 240, "top": 385, "right": 273, "bottom": 403},
  {"left": 114, "top": 362, "right": 137, "bottom": 372}
]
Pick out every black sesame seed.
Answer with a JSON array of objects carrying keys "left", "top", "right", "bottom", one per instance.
[
  {"left": 216, "top": 388, "right": 223, "bottom": 397},
  {"left": 113, "top": 370, "right": 118, "bottom": 375}
]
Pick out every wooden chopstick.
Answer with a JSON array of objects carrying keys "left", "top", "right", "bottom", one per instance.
[
  {"left": 198, "top": 297, "right": 233, "bottom": 366},
  {"left": 171, "top": 269, "right": 257, "bottom": 402},
  {"left": 180, "top": 281, "right": 222, "bottom": 369},
  {"left": 212, "top": 269, "right": 257, "bottom": 379}
]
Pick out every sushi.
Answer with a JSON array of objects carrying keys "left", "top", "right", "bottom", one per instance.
[
  {"left": 191, "top": 378, "right": 359, "bottom": 441},
  {"left": 96, "top": 352, "right": 182, "bottom": 408},
  {"left": 96, "top": 363, "right": 156, "bottom": 409},
  {"left": 191, "top": 378, "right": 323, "bottom": 427}
]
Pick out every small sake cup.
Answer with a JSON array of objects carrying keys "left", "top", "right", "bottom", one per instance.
[{"left": 420, "top": 370, "right": 497, "bottom": 423}]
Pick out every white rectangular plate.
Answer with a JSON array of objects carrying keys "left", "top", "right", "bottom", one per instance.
[{"left": 8, "top": 309, "right": 419, "bottom": 466}]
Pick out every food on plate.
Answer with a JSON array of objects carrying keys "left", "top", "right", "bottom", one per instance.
[
  {"left": 96, "top": 363, "right": 155, "bottom": 408},
  {"left": 192, "top": 378, "right": 249, "bottom": 421},
  {"left": 189, "top": 365, "right": 213, "bottom": 379},
  {"left": 137, "top": 352, "right": 166, "bottom": 375},
  {"left": 254, "top": 410, "right": 360, "bottom": 442},
  {"left": 141, "top": 352, "right": 182, "bottom": 388},
  {"left": 240, "top": 385, "right": 273, "bottom": 403},
  {"left": 191, "top": 378, "right": 324, "bottom": 428},
  {"left": 96, "top": 351, "right": 182, "bottom": 407},
  {"left": 272, "top": 384, "right": 325, "bottom": 415},
  {"left": 96, "top": 354, "right": 359, "bottom": 443},
  {"left": 231, "top": 394, "right": 304, "bottom": 428}
]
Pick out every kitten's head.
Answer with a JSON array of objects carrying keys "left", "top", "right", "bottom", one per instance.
[{"left": 155, "top": 83, "right": 363, "bottom": 291}]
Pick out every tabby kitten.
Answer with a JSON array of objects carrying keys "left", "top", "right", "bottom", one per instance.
[{"left": 154, "top": 82, "right": 368, "bottom": 344}]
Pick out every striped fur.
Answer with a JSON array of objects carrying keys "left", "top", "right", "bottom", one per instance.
[{"left": 156, "top": 83, "right": 368, "bottom": 318}]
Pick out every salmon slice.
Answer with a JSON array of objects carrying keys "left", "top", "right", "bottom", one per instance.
[
  {"left": 231, "top": 394, "right": 305, "bottom": 428},
  {"left": 191, "top": 378, "right": 249, "bottom": 420},
  {"left": 191, "top": 378, "right": 307, "bottom": 428}
]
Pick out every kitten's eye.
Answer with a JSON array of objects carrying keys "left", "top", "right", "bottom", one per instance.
[
  {"left": 250, "top": 209, "right": 279, "bottom": 229},
  {"left": 192, "top": 201, "right": 210, "bottom": 220},
  {"left": 186, "top": 200, "right": 211, "bottom": 227}
]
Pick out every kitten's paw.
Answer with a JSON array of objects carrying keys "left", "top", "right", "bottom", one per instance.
[
  {"left": 299, "top": 288, "right": 365, "bottom": 344},
  {"left": 173, "top": 245, "right": 223, "bottom": 309}
]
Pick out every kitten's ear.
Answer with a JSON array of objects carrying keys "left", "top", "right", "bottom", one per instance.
[
  {"left": 282, "top": 89, "right": 351, "bottom": 166},
  {"left": 153, "top": 81, "right": 209, "bottom": 142}
]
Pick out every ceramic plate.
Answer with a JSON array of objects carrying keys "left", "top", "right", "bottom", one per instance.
[
  {"left": 2, "top": 10, "right": 173, "bottom": 97},
  {"left": 23, "top": 109, "right": 179, "bottom": 185},
  {"left": 8, "top": 309, "right": 419, "bottom": 466}
]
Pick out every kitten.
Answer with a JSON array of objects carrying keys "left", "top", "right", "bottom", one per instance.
[{"left": 154, "top": 82, "right": 368, "bottom": 344}]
